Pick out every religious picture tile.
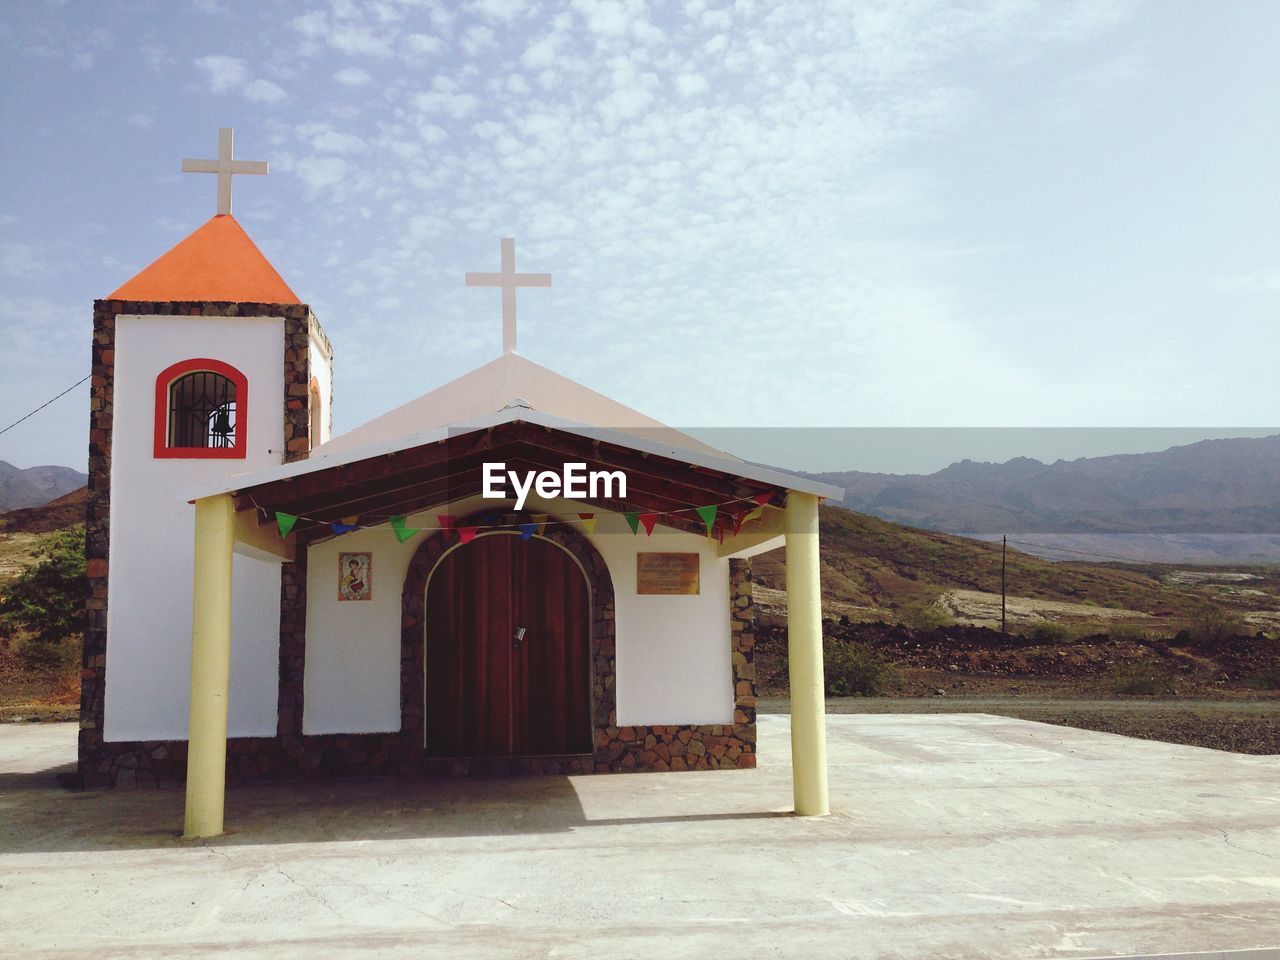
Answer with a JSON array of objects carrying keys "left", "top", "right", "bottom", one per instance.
[{"left": 338, "top": 552, "right": 372, "bottom": 601}]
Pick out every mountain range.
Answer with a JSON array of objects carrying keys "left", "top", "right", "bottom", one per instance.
[
  {"left": 0, "top": 461, "right": 88, "bottom": 513},
  {"left": 806, "top": 434, "right": 1280, "bottom": 538}
]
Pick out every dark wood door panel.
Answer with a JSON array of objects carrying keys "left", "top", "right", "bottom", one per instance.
[{"left": 425, "top": 534, "right": 590, "bottom": 758}]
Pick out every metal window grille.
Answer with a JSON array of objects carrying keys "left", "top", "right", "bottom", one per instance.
[{"left": 168, "top": 371, "right": 237, "bottom": 449}]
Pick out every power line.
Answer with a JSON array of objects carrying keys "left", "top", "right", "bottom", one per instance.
[{"left": 0, "top": 375, "right": 91, "bottom": 439}]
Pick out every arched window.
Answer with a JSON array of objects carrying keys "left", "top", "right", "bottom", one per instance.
[{"left": 153, "top": 358, "right": 249, "bottom": 459}]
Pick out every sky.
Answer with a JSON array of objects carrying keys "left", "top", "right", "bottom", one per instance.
[{"left": 1, "top": 0, "right": 1278, "bottom": 474}]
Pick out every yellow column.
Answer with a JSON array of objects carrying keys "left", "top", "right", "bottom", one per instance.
[
  {"left": 785, "top": 490, "right": 829, "bottom": 816},
  {"left": 183, "top": 494, "right": 236, "bottom": 839}
]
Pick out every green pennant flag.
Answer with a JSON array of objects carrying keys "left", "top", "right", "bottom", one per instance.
[
  {"left": 696, "top": 504, "right": 718, "bottom": 537},
  {"left": 275, "top": 512, "right": 298, "bottom": 538},
  {"left": 624, "top": 512, "right": 640, "bottom": 534},
  {"left": 389, "top": 515, "right": 419, "bottom": 543}
]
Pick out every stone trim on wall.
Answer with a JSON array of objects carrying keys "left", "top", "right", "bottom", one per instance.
[
  {"left": 77, "top": 299, "right": 321, "bottom": 787},
  {"left": 282, "top": 309, "right": 332, "bottom": 463}
]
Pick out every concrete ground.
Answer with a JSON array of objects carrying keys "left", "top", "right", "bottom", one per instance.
[{"left": 2, "top": 716, "right": 1279, "bottom": 960}]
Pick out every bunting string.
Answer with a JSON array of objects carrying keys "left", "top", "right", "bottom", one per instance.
[{"left": 250, "top": 489, "right": 786, "bottom": 543}]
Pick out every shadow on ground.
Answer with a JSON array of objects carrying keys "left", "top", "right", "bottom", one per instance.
[{"left": 0, "top": 759, "right": 784, "bottom": 855}]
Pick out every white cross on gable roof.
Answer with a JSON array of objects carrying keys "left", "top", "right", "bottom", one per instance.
[
  {"left": 181, "top": 127, "right": 268, "bottom": 216},
  {"left": 465, "top": 238, "right": 551, "bottom": 355}
]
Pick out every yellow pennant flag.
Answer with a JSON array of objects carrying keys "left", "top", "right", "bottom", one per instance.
[{"left": 577, "top": 513, "right": 597, "bottom": 534}]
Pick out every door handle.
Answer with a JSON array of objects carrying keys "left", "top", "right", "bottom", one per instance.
[{"left": 513, "top": 626, "right": 527, "bottom": 649}]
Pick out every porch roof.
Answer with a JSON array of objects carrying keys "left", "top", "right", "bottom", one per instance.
[{"left": 192, "top": 407, "right": 843, "bottom": 540}]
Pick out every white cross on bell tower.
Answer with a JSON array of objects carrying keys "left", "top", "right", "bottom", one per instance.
[
  {"left": 181, "top": 127, "right": 268, "bottom": 216},
  {"left": 465, "top": 238, "right": 551, "bottom": 355}
]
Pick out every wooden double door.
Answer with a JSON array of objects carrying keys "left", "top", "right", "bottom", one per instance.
[{"left": 425, "top": 534, "right": 592, "bottom": 757}]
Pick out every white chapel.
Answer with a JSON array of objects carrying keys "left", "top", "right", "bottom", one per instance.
[{"left": 78, "top": 128, "right": 840, "bottom": 837}]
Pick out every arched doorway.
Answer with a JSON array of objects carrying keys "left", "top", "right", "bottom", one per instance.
[{"left": 425, "top": 534, "right": 592, "bottom": 758}]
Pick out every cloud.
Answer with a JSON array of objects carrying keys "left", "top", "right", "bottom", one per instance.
[
  {"left": 244, "top": 78, "right": 288, "bottom": 103},
  {"left": 674, "top": 72, "right": 707, "bottom": 97},
  {"left": 461, "top": 25, "right": 496, "bottom": 55},
  {"left": 404, "top": 33, "right": 446, "bottom": 57},
  {"left": 195, "top": 54, "right": 288, "bottom": 103},
  {"left": 195, "top": 54, "right": 248, "bottom": 93},
  {"left": 571, "top": 0, "right": 632, "bottom": 37},
  {"left": 0, "top": 242, "right": 47, "bottom": 280},
  {"left": 294, "top": 156, "right": 352, "bottom": 193},
  {"left": 521, "top": 33, "right": 561, "bottom": 69},
  {"left": 292, "top": 6, "right": 395, "bottom": 57},
  {"left": 311, "top": 130, "right": 369, "bottom": 154},
  {"left": 334, "top": 67, "right": 372, "bottom": 86},
  {"left": 468, "top": 0, "right": 526, "bottom": 23}
]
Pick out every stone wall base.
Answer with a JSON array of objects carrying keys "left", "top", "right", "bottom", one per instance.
[{"left": 75, "top": 721, "right": 756, "bottom": 788}]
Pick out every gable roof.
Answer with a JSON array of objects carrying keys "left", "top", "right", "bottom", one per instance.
[
  {"left": 321, "top": 352, "right": 727, "bottom": 459},
  {"left": 108, "top": 214, "right": 300, "bottom": 304}
]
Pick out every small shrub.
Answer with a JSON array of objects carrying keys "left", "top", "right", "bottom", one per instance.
[
  {"left": 1108, "top": 623, "right": 1150, "bottom": 643},
  {"left": 0, "top": 526, "right": 86, "bottom": 655},
  {"left": 1107, "top": 662, "right": 1175, "bottom": 696},
  {"left": 900, "top": 601, "right": 952, "bottom": 632},
  {"left": 824, "top": 639, "right": 896, "bottom": 697},
  {"left": 1249, "top": 664, "right": 1280, "bottom": 691},
  {"left": 1028, "top": 622, "right": 1072, "bottom": 644},
  {"left": 1187, "top": 607, "right": 1246, "bottom": 645}
]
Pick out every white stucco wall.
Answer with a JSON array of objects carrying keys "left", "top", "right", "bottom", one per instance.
[
  {"left": 301, "top": 495, "right": 735, "bottom": 736},
  {"left": 104, "top": 315, "right": 285, "bottom": 741},
  {"left": 592, "top": 527, "right": 733, "bottom": 726},
  {"left": 302, "top": 525, "right": 414, "bottom": 734}
]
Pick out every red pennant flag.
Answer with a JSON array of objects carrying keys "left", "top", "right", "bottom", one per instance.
[
  {"left": 458, "top": 525, "right": 479, "bottom": 544},
  {"left": 639, "top": 513, "right": 659, "bottom": 536},
  {"left": 751, "top": 492, "right": 773, "bottom": 506},
  {"left": 437, "top": 515, "right": 455, "bottom": 531},
  {"left": 731, "top": 511, "right": 747, "bottom": 536}
]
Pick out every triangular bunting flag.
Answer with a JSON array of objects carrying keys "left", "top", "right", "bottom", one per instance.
[
  {"left": 743, "top": 505, "right": 765, "bottom": 525},
  {"left": 437, "top": 515, "right": 455, "bottom": 531},
  {"left": 331, "top": 521, "right": 358, "bottom": 535},
  {"left": 275, "top": 512, "right": 298, "bottom": 538},
  {"left": 458, "top": 526, "right": 479, "bottom": 544},
  {"left": 695, "top": 504, "right": 718, "bottom": 537},
  {"left": 389, "top": 515, "right": 420, "bottom": 544},
  {"left": 518, "top": 522, "right": 537, "bottom": 540},
  {"left": 639, "top": 513, "right": 659, "bottom": 536},
  {"left": 624, "top": 512, "right": 640, "bottom": 534},
  {"left": 751, "top": 492, "right": 773, "bottom": 506},
  {"left": 577, "top": 512, "right": 597, "bottom": 534},
  {"left": 532, "top": 512, "right": 549, "bottom": 535}
]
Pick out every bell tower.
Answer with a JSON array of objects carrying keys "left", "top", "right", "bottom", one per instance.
[{"left": 79, "top": 129, "right": 333, "bottom": 784}]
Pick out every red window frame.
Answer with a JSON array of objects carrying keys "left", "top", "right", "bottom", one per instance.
[{"left": 153, "top": 358, "right": 249, "bottom": 460}]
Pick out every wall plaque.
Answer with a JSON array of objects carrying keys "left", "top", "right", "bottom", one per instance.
[{"left": 637, "top": 552, "right": 700, "bottom": 595}]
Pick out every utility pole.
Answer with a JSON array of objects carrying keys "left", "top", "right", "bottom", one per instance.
[{"left": 1001, "top": 534, "right": 1007, "bottom": 634}]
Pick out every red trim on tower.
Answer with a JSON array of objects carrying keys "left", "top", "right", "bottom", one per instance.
[{"left": 153, "top": 358, "right": 250, "bottom": 460}]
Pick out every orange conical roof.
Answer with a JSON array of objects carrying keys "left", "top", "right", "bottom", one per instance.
[{"left": 108, "top": 214, "right": 300, "bottom": 303}]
